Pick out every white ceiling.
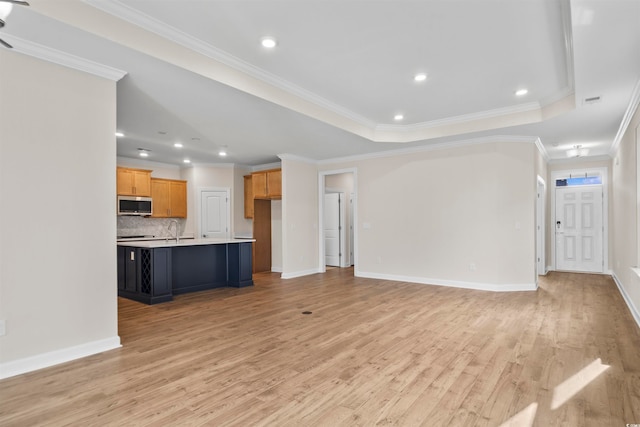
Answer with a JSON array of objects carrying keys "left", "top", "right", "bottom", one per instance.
[{"left": 2, "top": 0, "right": 640, "bottom": 166}]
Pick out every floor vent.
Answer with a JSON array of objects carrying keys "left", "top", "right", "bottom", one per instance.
[{"left": 302, "top": 311, "right": 312, "bottom": 315}]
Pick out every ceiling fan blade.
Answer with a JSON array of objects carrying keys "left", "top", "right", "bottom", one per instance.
[
  {"left": 0, "top": 37, "right": 13, "bottom": 48},
  {"left": 1, "top": 1, "right": 30, "bottom": 5}
]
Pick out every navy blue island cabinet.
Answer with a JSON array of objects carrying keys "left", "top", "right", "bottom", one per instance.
[{"left": 117, "top": 239, "right": 254, "bottom": 305}]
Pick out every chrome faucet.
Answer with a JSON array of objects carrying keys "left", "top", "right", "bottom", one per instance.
[{"left": 168, "top": 220, "right": 179, "bottom": 243}]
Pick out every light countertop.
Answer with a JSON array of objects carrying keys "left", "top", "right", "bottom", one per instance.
[{"left": 117, "top": 238, "right": 255, "bottom": 248}]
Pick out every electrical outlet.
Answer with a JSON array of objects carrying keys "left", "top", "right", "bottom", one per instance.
[
  {"left": 0, "top": 320, "right": 5, "bottom": 337},
  {"left": 470, "top": 263, "right": 477, "bottom": 271}
]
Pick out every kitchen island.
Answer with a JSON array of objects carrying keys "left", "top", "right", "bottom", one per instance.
[{"left": 117, "top": 238, "right": 254, "bottom": 304}]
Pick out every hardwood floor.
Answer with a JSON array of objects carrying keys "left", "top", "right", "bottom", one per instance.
[{"left": 1, "top": 270, "right": 639, "bottom": 426}]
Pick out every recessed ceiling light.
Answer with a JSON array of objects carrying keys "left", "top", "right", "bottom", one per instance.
[
  {"left": 515, "top": 88, "right": 528, "bottom": 96},
  {"left": 174, "top": 142, "right": 183, "bottom": 148},
  {"left": 138, "top": 148, "right": 150, "bottom": 157},
  {"left": 158, "top": 131, "right": 167, "bottom": 135},
  {"left": 183, "top": 159, "right": 191, "bottom": 164},
  {"left": 414, "top": 73, "right": 427, "bottom": 82},
  {"left": 261, "top": 37, "right": 277, "bottom": 48},
  {"left": 115, "top": 132, "right": 124, "bottom": 137},
  {"left": 191, "top": 137, "right": 200, "bottom": 141},
  {"left": 394, "top": 114, "right": 404, "bottom": 121},
  {"left": 218, "top": 147, "right": 227, "bottom": 157}
]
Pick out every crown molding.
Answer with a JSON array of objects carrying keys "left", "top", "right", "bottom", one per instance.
[
  {"left": 278, "top": 154, "right": 317, "bottom": 164},
  {"left": 375, "top": 102, "right": 542, "bottom": 135},
  {"left": 609, "top": 76, "right": 640, "bottom": 156},
  {"left": 4, "top": 34, "right": 127, "bottom": 81},
  {"left": 83, "top": 0, "right": 376, "bottom": 129},
  {"left": 317, "top": 135, "right": 542, "bottom": 165},
  {"left": 534, "top": 138, "right": 550, "bottom": 162},
  {"left": 82, "top": 0, "right": 576, "bottom": 144}
]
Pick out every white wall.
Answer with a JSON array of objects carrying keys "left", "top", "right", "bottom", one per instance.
[
  {"left": 0, "top": 51, "right": 120, "bottom": 377},
  {"left": 611, "top": 104, "right": 640, "bottom": 327},
  {"left": 234, "top": 166, "right": 253, "bottom": 237},
  {"left": 271, "top": 200, "right": 283, "bottom": 272},
  {"left": 281, "top": 157, "right": 319, "bottom": 278},
  {"left": 315, "top": 140, "right": 539, "bottom": 291}
]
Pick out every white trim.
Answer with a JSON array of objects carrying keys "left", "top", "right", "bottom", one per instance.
[
  {"left": 534, "top": 137, "right": 550, "bottom": 162},
  {"left": 610, "top": 76, "right": 640, "bottom": 156},
  {"left": 375, "top": 102, "right": 541, "bottom": 134},
  {"left": 612, "top": 272, "right": 640, "bottom": 331},
  {"left": 317, "top": 135, "right": 541, "bottom": 165},
  {"left": 196, "top": 187, "right": 231, "bottom": 239},
  {"left": 537, "top": 176, "right": 546, "bottom": 276},
  {"left": 550, "top": 167, "right": 609, "bottom": 273},
  {"left": 356, "top": 271, "right": 537, "bottom": 292},
  {"left": 252, "top": 161, "right": 282, "bottom": 171},
  {"left": 83, "top": 0, "right": 575, "bottom": 143},
  {"left": 5, "top": 35, "right": 127, "bottom": 81},
  {"left": 0, "top": 336, "right": 121, "bottom": 380},
  {"left": 83, "top": 0, "right": 376, "bottom": 130},
  {"left": 281, "top": 268, "right": 323, "bottom": 279},
  {"left": 278, "top": 154, "right": 317, "bottom": 164},
  {"left": 318, "top": 168, "right": 358, "bottom": 274}
]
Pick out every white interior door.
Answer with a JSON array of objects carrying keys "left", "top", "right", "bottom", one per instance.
[
  {"left": 555, "top": 186, "right": 603, "bottom": 272},
  {"left": 324, "top": 193, "right": 341, "bottom": 266},
  {"left": 201, "top": 190, "right": 229, "bottom": 239}
]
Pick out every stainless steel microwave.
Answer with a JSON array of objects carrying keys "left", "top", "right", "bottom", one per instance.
[{"left": 117, "top": 196, "right": 153, "bottom": 216}]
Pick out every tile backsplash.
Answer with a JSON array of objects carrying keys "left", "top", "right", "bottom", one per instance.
[{"left": 117, "top": 216, "right": 186, "bottom": 238}]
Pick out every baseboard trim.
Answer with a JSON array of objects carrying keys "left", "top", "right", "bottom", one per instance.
[
  {"left": 0, "top": 336, "right": 121, "bottom": 380},
  {"left": 611, "top": 272, "right": 640, "bottom": 330},
  {"left": 281, "top": 268, "right": 322, "bottom": 279},
  {"left": 356, "top": 271, "right": 537, "bottom": 292}
]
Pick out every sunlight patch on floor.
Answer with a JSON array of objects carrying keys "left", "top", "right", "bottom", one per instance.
[
  {"left": 551, "top": 358, "right": 609, "bottom": 410},
  {"left": 499, "top": 402, "right": 538, "bottom": 427}
]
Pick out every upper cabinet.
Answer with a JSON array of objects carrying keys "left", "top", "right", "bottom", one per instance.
[
  {"left": 117, "top": 167, "right": 152, "bottom": 196},
  {"left": 252, "top": 169, "right": 281, "bottom": 200},
  {"left": 151, "top": 178, "right": 187, "bottom": 218}
]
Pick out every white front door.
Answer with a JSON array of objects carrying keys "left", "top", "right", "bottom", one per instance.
[
  {"left": 201, "top": 190, "right": 229, "bottom": 239},
  {"left": 324, "top": 193, "right": 341, "bottom": 266},
  {"left": 555, "top": 186, "right": 603, "bottom": 272}
]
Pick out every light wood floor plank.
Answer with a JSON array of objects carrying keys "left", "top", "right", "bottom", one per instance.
[{"left": 1, "top": 270, "right": 639, "bottom": 426}]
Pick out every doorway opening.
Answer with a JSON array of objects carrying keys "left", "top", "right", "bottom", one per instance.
[
  {"left": 551, "top": 168, "right": 608, "bottom": 273},
  {"left": 318, "top": 169, "right": 357, "bottom": 274}
]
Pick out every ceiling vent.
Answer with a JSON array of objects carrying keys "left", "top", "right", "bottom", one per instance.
[{"left": 583, "top": 96, "right": 602, "bottom": 105}]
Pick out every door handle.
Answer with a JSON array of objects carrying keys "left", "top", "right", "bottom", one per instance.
[{"left": 556, "top": 220, "right": 561, "bottom": 229}]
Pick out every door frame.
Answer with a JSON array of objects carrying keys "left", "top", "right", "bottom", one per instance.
[
  {"left": 550, "top": 167, "right": 608, "bottom": 273},
  {"left": 324, "top": 190, "right": 348, "bottom": 267},
  {"left": 318, "top": 168, "right": 358, "bottom": 273},
  {"left": 536, "top": 175, "right": 546, "bottom": 276},
  {"left": 197, "top": 187, "right": 231, "bottom": 239}
]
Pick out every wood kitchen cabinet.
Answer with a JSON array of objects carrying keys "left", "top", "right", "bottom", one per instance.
[
  {"left": 117, "top": 167, "right": 152, "bottom": 196},
  {"left": 151, "top": 178, "right": 187, "bottom": 218},
  {"left": 252, "top": 169, "right": 281, "bottom": 200},
  {"left": 244, "top": 175, "right": 254, "bottom": 219}
]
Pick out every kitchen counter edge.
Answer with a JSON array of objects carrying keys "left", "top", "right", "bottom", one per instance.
[{"left": 117, "top": 238, "right": 255, "bottom": 248}]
